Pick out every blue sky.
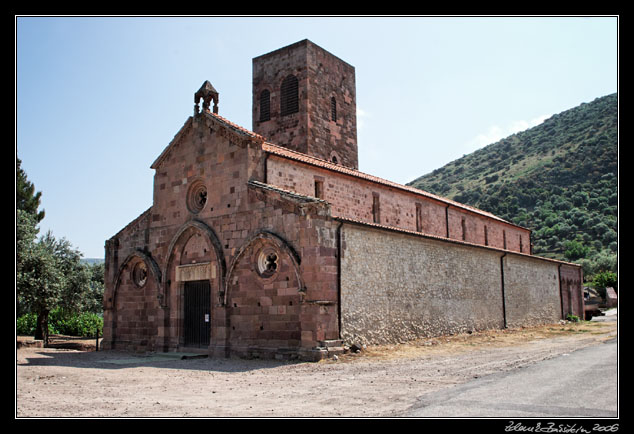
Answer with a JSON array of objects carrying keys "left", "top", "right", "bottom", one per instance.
[{"left": 16, "top": 16, "right": 618, "bottom": 258}]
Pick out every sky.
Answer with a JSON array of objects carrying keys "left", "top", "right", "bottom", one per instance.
[{"left": 15, "top": 16, "right": 618, "bottom": 259}]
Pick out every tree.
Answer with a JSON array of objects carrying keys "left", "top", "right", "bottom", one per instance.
[
  {"left": 17, "top": 157, "right": 45, "bottom": 316},
  {"left": 38, "top": 231, "right": 90, "bottom": 315},
  {"left": 84, "top": 262, "right": 105, "bottom": 314},
  {"left": 564, "top": 240, "right": 589, "bottom": 261},
  {"left": 593, "top": 270, "right": 618, "bottom": 294},
  {"left": 44, "top": 232, "right": 92, "bottom": 324},
  {"left": 16, "top": 209, "right": 39, "bottom": 317},
  {"left": 17, "top": 156, "right": 98, "bottom": 339},
  {"left": 18, "top": 229, "right": 91, "bottom": 342},
  {"left": 16, "top": 157, "right": 45, "bottom": 222},
  {"left": 18, "top": 238, "right": 63, "bottom": 342}
]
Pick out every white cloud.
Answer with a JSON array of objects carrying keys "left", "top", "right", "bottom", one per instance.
[
  {"left": 357, "top": 107, "right": 369, "bottom": 131},
  {"left": 464, "top": 114, "right": 550, "bottom": 153}
]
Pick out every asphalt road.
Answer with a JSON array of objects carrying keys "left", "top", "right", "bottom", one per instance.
[{"left": 403, "top": 334, "right": 618, "bottom": 417}]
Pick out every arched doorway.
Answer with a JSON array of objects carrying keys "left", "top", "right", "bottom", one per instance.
[{"left": 163, "top": 220, "right": 225, "bottom": 351}]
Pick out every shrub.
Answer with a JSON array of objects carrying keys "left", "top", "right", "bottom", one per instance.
[
  {"left": 49, "top": 309, "right": 103, "bottom": 336},
  {"left": 566, "top": 314, "right": 581, "bottom": 323},
  {"left": 16, "top": 313, "right": 37, "bottom": 335},
  {"left": 16, "top": 312, "right": 60, "bottom": 335},
  {"left": 17, "top": 308, "right": 103, "bottom": 337}
]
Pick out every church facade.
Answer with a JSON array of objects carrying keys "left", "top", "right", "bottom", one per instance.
[{"left": 102, "top": 40, "right": 584, "bottom": 360}]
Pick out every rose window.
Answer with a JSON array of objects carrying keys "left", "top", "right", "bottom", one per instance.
[
  {"left": 187, "top": 180, "right": 208, "bottom": 214},
  {"left": 257, "top": 247, "right": 279, "bottom": 278}
]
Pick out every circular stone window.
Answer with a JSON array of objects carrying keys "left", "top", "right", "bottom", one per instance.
[
  {"left": 187, "top": 180, "right": 208, "bottom": 214},
  {"left": 132, "top": 261, "right": 148, "bottom": 288},
  {"left": 256, "top": 246, "right": 279, "bottom": 278}
]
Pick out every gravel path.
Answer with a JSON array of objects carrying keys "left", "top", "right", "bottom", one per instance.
[{"left": 16, "top": 317, "right": 617, "bottom": 418}]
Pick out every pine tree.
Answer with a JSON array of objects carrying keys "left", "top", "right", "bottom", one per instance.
[{"left": 17, "top": 157, "right": 45, "bottom": 222}]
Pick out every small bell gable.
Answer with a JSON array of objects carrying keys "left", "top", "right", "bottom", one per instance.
[{"left": 194, "top": 80, "right": 219, "bottom": 115}]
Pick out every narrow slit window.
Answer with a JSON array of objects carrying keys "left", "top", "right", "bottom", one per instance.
[
  {"left": 259, "top": 89, "right": 270, "bottom": 122},
  {"left": 461, "top": 217, "right": 466, "bottom": 241},
  {"left": 314, "top": 179, "right": 324, "bottom": 199},
  {"left": 372, "top": 193, "right": 380, "bottom": 224},
  {"left": 330, "top": 97, "right": 337, "bottom": 122},
  {"left": 415, "top": 203, "right": 423, "bottom": 232}
]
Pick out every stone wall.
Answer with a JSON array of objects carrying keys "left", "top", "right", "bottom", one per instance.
[
  {"left": 103, "top": 110, "right": 341, "bottom": 357},
  {"left": 340, "top": 223, "right": 505, "bottom": 345},
  {"left": 560, "top": 263, "right": 585, "bottom": 318},
  {"left": 339, "top": 223, "right": 571, "bottom": 346},
  {"left": 267, "top": 154, "right": 531, "bottom": 254},
  {"left": 108, "top": 255, "right": 161, "bottom": 352},
  {"left": 252, "top": 39, "right": 358, "bottom": 169},
  {"left": 502, "top": 254, "right": 561, "bottom": 328}
]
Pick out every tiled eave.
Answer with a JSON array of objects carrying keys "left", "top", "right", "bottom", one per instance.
[{"left": 333, "top": 215, "right": 579, "bottom": 268}]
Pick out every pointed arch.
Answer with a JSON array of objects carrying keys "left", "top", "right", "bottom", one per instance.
[
  {"left": 109, "top": 249, "right": 162, "bottom": 308},
  {"left": 161, "top": 219, "right": 226, "bottom": 308},
  {"left": 108, "top": 250, "right": 162, "bottom": 351},
  {"left": 223, "top": 229, "right": 304, "bottom": 306}
]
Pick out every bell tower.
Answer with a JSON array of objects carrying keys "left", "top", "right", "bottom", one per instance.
[{"left": 252, "top": 39, "right": 358, "bottom": 169}]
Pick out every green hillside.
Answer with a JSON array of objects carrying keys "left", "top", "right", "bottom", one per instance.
[{"left": 408, "top": 93, "right": 617, "bottom": 277}]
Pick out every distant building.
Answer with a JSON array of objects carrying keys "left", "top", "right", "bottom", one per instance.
[{"left": 605, "top": 287, "right": 618, "bottom": 308}]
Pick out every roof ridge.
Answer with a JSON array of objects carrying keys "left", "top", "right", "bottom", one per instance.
[
  {"left": 333, "top": 215, "right": 577, "bottom": 267},
  {"left": 151, "top": 112, "right": 266, "bottom": 170},
  {"left": 207, "top": 111, "right": 265, "bottom": 141},
  {"left": 111, "top": 206, "right": 153, "bottom": 239}
]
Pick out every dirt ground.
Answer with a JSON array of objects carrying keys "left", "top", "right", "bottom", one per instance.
[{"left": 16, "top": 315, "right": 617, "bottom": 418}]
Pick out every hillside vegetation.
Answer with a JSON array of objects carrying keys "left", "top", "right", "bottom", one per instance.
[{"left": 408, "top": 93, "right": 617, "bottom": 278}]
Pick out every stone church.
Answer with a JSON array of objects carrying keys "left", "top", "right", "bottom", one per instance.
[{"left": 102, "top": 40, "right": 584, "bottom": 360}]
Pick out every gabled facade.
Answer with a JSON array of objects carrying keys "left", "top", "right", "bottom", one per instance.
[{"left": 102, "top": 40, "right": 584, "bottom": 360}]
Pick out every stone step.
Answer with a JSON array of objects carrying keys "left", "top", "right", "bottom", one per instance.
[
  {"left": 318, "top": 339, "right": 343, "bottom": 348},
  {"left": 326, "top": 346, "right": 344, "bottom": 356}
]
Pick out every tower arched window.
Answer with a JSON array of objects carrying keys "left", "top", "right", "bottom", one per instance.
[
  {"left": 280, "top": 75, "right": 299, "bottom": 116},
  {"left": 259, "top": 89, "right": 271, "bottom": 122}
]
